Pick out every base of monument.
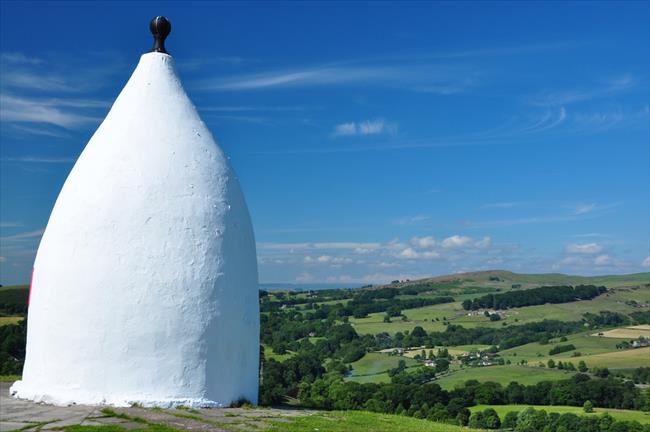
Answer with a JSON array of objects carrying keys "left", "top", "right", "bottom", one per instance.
[{"left": 9, "top": 380, "right": 225, "bottom": 408}]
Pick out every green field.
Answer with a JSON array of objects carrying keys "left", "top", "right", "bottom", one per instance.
[
  {"left": 566, "top": 347, "right": 650, "bottom": 369},
  {"left": 348, "top": 285, "right": 649, "bottom": 336},
  {"left": 470, "top": 404, "right": 650, "bottom": 424},
  {"left": 500, "top": 330, "right": 624, "bottom": 360},
  {"left": 435, "top": 365, "right": 574, "bottom": 389},
  {"left": 262, "top": 344, "right": 295, "bottom": 362},
  {"left": 0, "top": 316, "right": 23, "bottom": 325},
  {"left": 347, "top": 352, "right": 418, "bottom": 381},
  {"left": 267, "top": 410, "right": 482, "bottom": 432}
]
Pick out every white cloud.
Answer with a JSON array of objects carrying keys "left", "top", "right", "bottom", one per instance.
[
  {"left": 396, "top": 215, "right": 430, "bottom": 225},
  {"left": 0, "top": 222, "right": 22, "bottom": 228},
  {"left": 474, "top": 237, "right": 492, "bottom": 249},
  {"left": 531, "top": 74, "right": 637, "bottom": 106},
  {"left": 565, "top": 243, "right": 603, "bottom": 254},
  {"left": 333, "top": 119, "right": 397, "bottom": 137},
  {"left": 594, "top": 255, "right": 611, "bottom": 266},
  {"left": 410, "top": 236, "right": 436, "bottom": 248},
  {"left": 1, "top": 156, "right": 76, "bottom": 164},
  {"left": 441, "top": 235, "right": 472, "bottom": 249},
  {"left": 397, "top": 247, "right": 439, "bottom": 260},
  {"left": 333, "top": 122, "right": 357, "bottom": 136},
  {"left": 399, "top": 247, "right": 420, "bottom": 259},
  {"left": 0, "top": 229, "right": 45, "bottom": 241},
  {"left": 295, "top": 272, "right": 315, "bottom": 283},
  {"left": 1, "top": 52, "right": 43, "bottom": 65},
  {"left": 0, "top": 93, "right": 102, "bottom": 129},
  {"left": 573, "top": 203, "right": 597, "bottom": 215},
  {"left": 643, "top": 256, "right": 650, "bottom": 268}
]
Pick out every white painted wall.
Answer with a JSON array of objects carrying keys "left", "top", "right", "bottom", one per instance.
[{"left": 11, "top": 52, "right": 259, "bottom": 407}]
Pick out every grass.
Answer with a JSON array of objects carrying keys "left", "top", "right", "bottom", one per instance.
[
  {"left": 348, "top": 286, "right": 649, "bottom": 336},
  {"left": 566, "top": 347, "right": 650, "bottom": 369},
  {"left": 347, "top": 352, "right": 418, "bottom": 378},
  {"left": 0, "top": 316, "right": 24, "bottom": 325},
  {"left": 64, "top": 426, "right": 181, "bottom": 432},
  {"left": 594, "top": 325, "right": 650, "bottom": 339},
  {"left": 265, "top": 410, "right": 482, "bottom": 432},
  {"left": 0, "top": 374, "right": 21, "bottom": 382},
  {"left": 470, "top": 404, "right": 650, "bottom": 424},
  {"left": 434, "top": 365, "right": 573, "bottom": 389},
  {"left": 500, "top": 330, "right": 624, "bottom": 360},
  {"left": 346, "top": 371, "right": 391, "bottom": 383},
  {"left": 263, "top": 344, "right": 296, "bottom": 362}
]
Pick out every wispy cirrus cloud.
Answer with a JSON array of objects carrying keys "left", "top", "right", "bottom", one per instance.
[
  {"left": 530, "top": 74, "right": 638, "bottom": 107},
  {"left": 394, "top": 215, "right": 430, "bottom": 226},
  {"left": 1, "top": 156, "right": 76, "bottom": 163},
  {"left": 0, "top": 228, "right": 44, "bottom": 241},
  {"left": 1, "top": 52, "right": 43, "bottom": 65},
  {"left": 0, "top": 93, "right": 103, "bottom": 129},
  {"left": 0, "top": 51, "right": 120, "bottom": 135}
]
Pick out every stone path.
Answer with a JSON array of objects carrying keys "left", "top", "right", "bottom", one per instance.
[{"left": 0, "top": 383, "right": 314, "bottom": 431}]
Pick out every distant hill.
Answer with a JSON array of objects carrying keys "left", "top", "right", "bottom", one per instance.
[
  {"left": 260, "top": 282, "right": 365, "bottom": 291},
  {"left": 375, "top": 270, "right": 650, "bottom": 290}
]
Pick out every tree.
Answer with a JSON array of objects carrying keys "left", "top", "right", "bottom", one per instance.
[
  {"left": 547, "top": 359, "right": 556, "bottom": 368},
  {"left": 469, "top": 411, "right": 487, "bottom": 429},
  {"left": 578, "top": 360, "right": 588, "bottom": 373},
  {"left": 503, "top": 411, "right": 519, "bottom": 429},
  {"left": 583, "top": 400, "right": 594, "bottom": 413},
  {"left": 483, "top": 408, "right": 501, "bottom": 429},
  {"left": 456, "top": 408, "right": 470, "bottom": 426}
]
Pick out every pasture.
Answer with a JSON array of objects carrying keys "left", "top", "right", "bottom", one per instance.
[
  {"left": 434, "top": 365, "right": 573, "bottom": 389},
  {"left": 470, "top": 404, "right": 650, "bottom": 424},
  {"left": 0, "top": 316, "right": 23, "bottom": 325},
  {"left": 593, "top": 325, "right": 650, "bottom": 339},
  {"left": 347, "top": 352, "right": 418, "bottom": 378}
]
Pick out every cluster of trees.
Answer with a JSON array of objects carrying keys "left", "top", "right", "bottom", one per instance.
[
  {"left": 0, "top": 318, "right": 26, "bottom": 374},
  {"left": 549, "top": 344, "right": 576, "bottom": 355},
  {"left": 631, "top": 367, "right": 650, "bottom": 384},
  {"left": 462, "top": 285, "right": 606, "bottom": 310},
  {"left": 291, "top": 373, "right": 648, "bottom": 426},
  {"left": 470, "top": 406, "right": 650, "bottom": 431},
  {"left": 583, "top": 311, "right": 630, "bottom": 327},
  {"left": 345, "top": 295, "right": 454, "bottom": 319},
  {"left": 630, "top": 311, "right": 650, "bottom": 324},
  {"left": 388, "top": 320, "right": 585, "bottom": 351},
  {"left": 457, "top": 375, "right": 643, "bottom": 409}
]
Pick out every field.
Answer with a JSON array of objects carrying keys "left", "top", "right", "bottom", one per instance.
[
  {"left": 470, "top": 404, "right": 650, "bottom": 424},
  {"left": 565, "top": 347, "right": 650, "bottom": 369},
  {"left": 263, "top": 344, "right": 295, "bottom": 362},
  {"left": 0, "top": 316, "right": 23, "bottom": 325},
  {"left": 500, "top": 330, "right": 624, "bottom": 360},
  {"left": 4, "top": 271, "right": 649, "bottom": 431},
  {"left": 435, "top": 365, "right": 574, "bottom": 389},
  {"left": 594, "top": 325, "right": 650, "bottom": 339},
  {"left": 347, "top": 352, "right": 418, "bottom": 382},
  {"left": 349, "top": 285, "right": 649, "bottom": 336}
]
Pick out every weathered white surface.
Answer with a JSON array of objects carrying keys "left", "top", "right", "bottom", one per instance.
[{"left": 11, "top": 52, "right": 259, "bottom": 407}]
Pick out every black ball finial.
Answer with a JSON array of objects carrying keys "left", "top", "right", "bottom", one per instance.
[{"left": 150, "top": 16, "right": 171, "bottom": 54}]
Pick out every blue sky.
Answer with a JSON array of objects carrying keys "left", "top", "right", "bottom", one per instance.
[{"left": 1, "top": 1, "right": 649, "bottom": 285}]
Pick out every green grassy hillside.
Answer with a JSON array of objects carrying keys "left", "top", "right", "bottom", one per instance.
[{"left": 470, "top": 404, "right": 650, "bottom": 424}]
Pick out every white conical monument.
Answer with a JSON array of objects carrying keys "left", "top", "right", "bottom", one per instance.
[{"left": 10, "top": 17, "right": 260, "bottom": 407}]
